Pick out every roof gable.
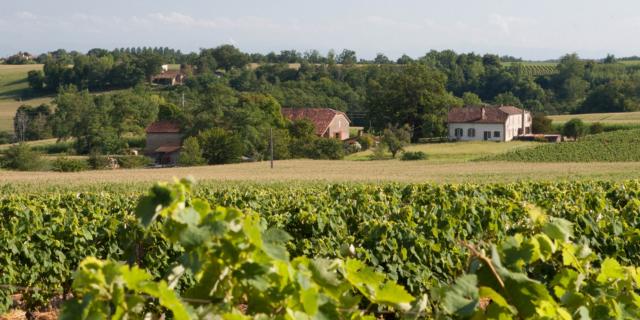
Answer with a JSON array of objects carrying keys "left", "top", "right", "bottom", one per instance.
[{"left": 281, "top": 108, "right": 350, "bottom": 135}]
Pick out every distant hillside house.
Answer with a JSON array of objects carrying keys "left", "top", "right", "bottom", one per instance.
[
  {"left": 448, "top": 105, "right": 532, "bottom": 142},
  {"left": 151, "top": 70, "right": 186, "bottom": 86},
  {"left": 281, "top": 108, "right": 351, "bottom": 140},
  {"left": 145, "top": 121, "right": 182, "bottom": 165}
]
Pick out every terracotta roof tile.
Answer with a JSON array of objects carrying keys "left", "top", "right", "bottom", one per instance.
[
  {"left": 448, "top": 105, "right": 524, "bottom": 124},
  {"left": 281, "top": 108, "right": 350, "bottom": 136},
  {"left": 145, "top": 121, "right": 181, "bottom": 133}
]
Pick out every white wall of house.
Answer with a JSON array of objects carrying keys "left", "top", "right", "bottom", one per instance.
[
  {"left": 324, "top": 114, "right": 350, "bottom": 140},
  {"left": 504, "top": 112, "right": 533, "bottom": 141},
  {"left": 448, "top": 123, "right": 505, "bottom": 141}
]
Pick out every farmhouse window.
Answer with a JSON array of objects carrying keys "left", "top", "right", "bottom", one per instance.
[
  {"left": 467, "top": 128, "right": 475, "bottom": 137},
  {"left": 454, "top": 128, "right": 463, "bottom": 137},
  {"left": 493, "top": 131, "right": 501, "bottom": 138}
]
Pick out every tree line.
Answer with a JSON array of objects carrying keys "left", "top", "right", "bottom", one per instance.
[{"left": 8, "top": 46, "right": 640, "bottom": 158}]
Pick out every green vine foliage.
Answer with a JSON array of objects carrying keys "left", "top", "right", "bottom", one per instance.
[
  {"left": 2, "top": 181, "right": 640, "bottom": 316},
  {"left": 59, "top": 179, "right": 421, "bottom": 319},
  {"left": 435, "top": 207, "right": 640, "bottom": 319}
]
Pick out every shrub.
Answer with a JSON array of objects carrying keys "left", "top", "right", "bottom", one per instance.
[
  {"left": 356, "top": 134, "right": 375, "bottom": 150},
  {"left": 124, "top": 136, "right": 146, "bottom": 149},
  {"left": 382, "top": 124, "right": 411, "bottom": 158},
  {"left": 33, "top": 141, "right": 75, "bottom": 154},
  {"left": 117, "top": 156, "right": 151, "bottom": 168},
  {"left": 345, "top": 141, "right": 362, "bottom": 154},
  {"left": 198, "top": 128, "right": 244, "bottom": 164},
  {"left": 51, "top": 157, "right": 89, "bottom": 172},
  {"left": 369, "top": 142, "right": 388, "bottom": 160},
  {"left": 0, "top": 131, "right": 13, "bottom": 144},
  {"left": 1, "top": 143, "right": 45, "bottom": 171},
  {"left": 87, "top": 153, "right": 112, "bottom": 170},
  {"left": 178, "top": 136, "right": 205, "bottom": 166},
  {"left": 401, "top": 151, "right": 427, "bottom": 161},
  {"left": 532, "top": 113, "right": 553, "bottom": 133},
  {"left": 589, "top": 122, "right": 605, "bottom": 135},
  {"left": 309, "top": 138, "right": 344, "bottom": 160},
  {"left": 562, "top": 118, "right": 587, "bottom": 140}
]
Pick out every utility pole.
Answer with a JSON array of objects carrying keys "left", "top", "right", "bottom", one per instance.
[
  {"left": 181, "top": 93, "right": 185, "bottom": 109},
  {"left": 270, "top": 128, "right": 274, "bottom": 169}
]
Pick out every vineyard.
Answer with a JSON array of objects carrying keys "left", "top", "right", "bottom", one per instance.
[
  {"left": 3, "top": 180, "right": 640, "bottom": 318},
  {"left": 519, "top": 64, "right": 558, "bottom": 76},
  {"left": 487, "top": 129, "right": 640, "bottom": 162}
]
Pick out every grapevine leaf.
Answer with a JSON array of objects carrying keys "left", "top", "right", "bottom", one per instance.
[
  {"left": 301, "top": 287, "right": 319, "bottom": 315},
  {"left": 135, "top": 196, "right": 159, "bottom": 227},
  {"left": 310, "top": 258, "right": 341, "bottom": 288},
  {"left": 597, "top": 258, "right": 625, "bottom": 283},
  {"left": 375, "top": 282, "right": 415, "bottom": 311},
  {"left": 439, "top": 274, "right": 479, "bottom": 317},
  {"left": 543, "top": 218, "right": 574, "bottom": 242}
]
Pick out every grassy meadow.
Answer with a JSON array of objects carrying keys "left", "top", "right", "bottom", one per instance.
[
  {"left": 0, "top": 64, "right": 53, "bottom": 132},
  {"left": 0, "top": 64, "right": 42, "bottom": 100},
  {"left": 345, "top": 140, "right": 537, "bottom": 161},
  {"left": 548, "top": 111, "right": 640, "bottom": 125}
]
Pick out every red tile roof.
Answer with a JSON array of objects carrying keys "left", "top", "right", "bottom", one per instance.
[
  {"left": 448, "top": 105, "right": 524, "bottom": 124},
  {"left": 281, "top": 108, "right": 350, "bottom": 136},
  {"left": 145, "top": 121, "right": 181, "bottom": 133}
]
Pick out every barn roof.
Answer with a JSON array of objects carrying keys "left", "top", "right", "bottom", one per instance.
[
  {"left": 145, "top": 121, "right": 181, "bottom": 133},
  {"left": 281, "top": 108, "right": 350, "bottom": 136},
  {"left": 447, "top": 105, "right": 525, "bottom": 124}
]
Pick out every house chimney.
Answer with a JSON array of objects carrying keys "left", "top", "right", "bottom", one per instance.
[{"left": 481, "top": 106, "right": 486, "bottom": 120}]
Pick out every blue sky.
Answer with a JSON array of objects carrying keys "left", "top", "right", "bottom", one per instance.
[{"left": 1, "top": 0, "right": 639, "bottom": 60}]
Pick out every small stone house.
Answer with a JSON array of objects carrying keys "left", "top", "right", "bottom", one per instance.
[
  {"left": 447, "top": 105, "right": 532, "bottom": 142},
  {"left": 281, "top": 108, "right": 351, "bottom": 140},
  {"left": 144, "top": 121, "right": 182, "bottom": 165}
]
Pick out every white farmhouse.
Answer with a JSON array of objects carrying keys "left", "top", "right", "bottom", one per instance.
[{"left": 447, "top": 105, "right": 532, "bottom": 142}]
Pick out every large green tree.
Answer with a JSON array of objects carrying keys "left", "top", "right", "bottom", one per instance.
[{"left": 366, "top": 64, "right": 458, "bottom": 140}]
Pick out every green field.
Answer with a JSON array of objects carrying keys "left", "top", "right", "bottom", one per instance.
[
  {"left": 549, "top": 111, "right": 640, "bottom": 124},
  {"left": 0, "top": 64, "right": 52, "bottom": 132},
  {"left": 346, "top": 140, "right": 537, "bottom": 162},
  {"left": 0, "top": 64, "right": 42, "bottom": 101},
  {"left": 488, "top": 129, "right": 640, "bottom": 162}
]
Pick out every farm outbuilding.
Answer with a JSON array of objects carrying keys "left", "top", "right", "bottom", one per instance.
[{"left": 144, "top": 121, "right": 182, "bottom": 165}]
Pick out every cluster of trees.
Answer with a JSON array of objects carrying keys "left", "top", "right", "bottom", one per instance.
[
  {"left": 27, "top": 51, "right": 163, "bottom": 92},
  {"left": 9, "top": 45, "right": 640, "bottom": 163},
  {"left": 48, "top": 86, "right": 159, "bottom": 154}
]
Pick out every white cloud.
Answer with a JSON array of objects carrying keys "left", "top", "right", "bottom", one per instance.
[
  {"left": 363, "top": 15, "right": 424, "bottom": 30},
  {"left": 147, "top": 12, "right": 281, "bottom": 31},
  {"left": 15, "top": 11, "right": 37, "bottom": 20},
  {"left": 488, "top": 14, "right": 536, "bottom": 35}
]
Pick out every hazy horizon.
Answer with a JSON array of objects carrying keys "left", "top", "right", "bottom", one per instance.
[{"left": 2, "top": 0, "right": 640, "bottom": 60}]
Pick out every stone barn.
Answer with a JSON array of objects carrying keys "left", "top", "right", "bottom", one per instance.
[{"left": 144, "top": 121, "right": 182, "bottom": 165}]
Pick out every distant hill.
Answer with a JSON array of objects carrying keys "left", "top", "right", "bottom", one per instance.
[{"left": 486, "top": 129, "right": 640, "bottom": 162}]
